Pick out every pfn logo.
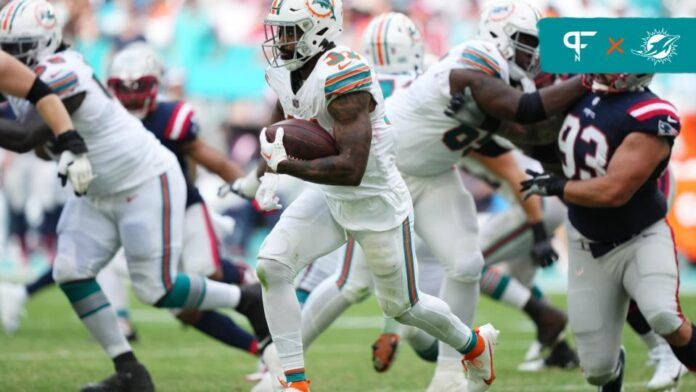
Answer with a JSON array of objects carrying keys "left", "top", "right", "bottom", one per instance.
[{"left": 563, "top": 31, "right": 597, "bottom": 62}]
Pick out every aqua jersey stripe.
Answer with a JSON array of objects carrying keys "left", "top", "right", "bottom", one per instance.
[
  {"left": 325, "top": 64, "right": 370, "bottom": 86},
  {"left": 325, "top": 71, "right": 371, "bottom": 95},
  {"left": 50, "top": 77, "right": 78, "bottom": 95},
  {"left": 460, "top": 52, "right": 501, "bottom": 78},
  {"left": 465, "top": 47, "right": 501, "bottom": 72}
]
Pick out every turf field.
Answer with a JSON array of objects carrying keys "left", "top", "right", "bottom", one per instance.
[{"left": 1, "top": 287, "right": 695, "bottom": 392}]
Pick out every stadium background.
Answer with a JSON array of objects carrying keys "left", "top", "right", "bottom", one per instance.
[{"left": 0, "top": 1, "right": 696, "bottom": 390}]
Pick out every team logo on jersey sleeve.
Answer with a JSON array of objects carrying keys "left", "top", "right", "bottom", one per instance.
[
  {"left": 306, "top": 0, "right": 335, "bottom": 20},
  {"left": 632, "top": 29, "right": 680, "bottom": 65}
]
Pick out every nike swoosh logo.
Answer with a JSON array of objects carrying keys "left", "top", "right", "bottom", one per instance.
[
  {"left": 337, "top": 61, "right": 353, "bottom": 71},
  {"left": 261, "top": 152, "right": 272, "bottom": 160},
  {"left": 667, "top": 116, "right": 678, "bottom": 124},
  {"left": 484, "top": 343, "right": 495, "bottom": 385}
]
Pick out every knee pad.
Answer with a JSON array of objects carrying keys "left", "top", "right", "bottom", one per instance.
[
  {"left": 583, "top": 357, "right": 619, "bottom": 386},
  {"left": 647, "top": 310, "right": 684, "bottom": 336},
  {"left": 442, "top": 250, "right": 484, "bottom": 283},
  {"left": 256, "top": 258, "right": 295, "bottom": 289}
]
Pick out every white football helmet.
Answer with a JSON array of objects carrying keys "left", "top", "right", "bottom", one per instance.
[
  {"left": 478, "top": 0, "right": 541, "bottom": 80},
  {"left": 0, "top": 0, "right": 61, "bottom": 67},
  {"left": 360, "top": 12, "right": 424, "bottom": 75},
  {"left": 107, "top": 42, "right": 163, "bottom": 119},
  {"left": 262, "top": 0, "right": 344, "bottom": 71}
]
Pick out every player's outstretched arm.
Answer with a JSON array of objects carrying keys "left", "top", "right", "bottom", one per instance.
[
  {"left": 0, "top": 93, "right": 85, "bottom": 153},
  {"left": 562, "top": 133, "right": 670, "bottom": 207},
  {"left": 449, "top": 70, "right": 585, "bottom": 124},
  {"left": 274, "top": 92, "right": 372, "bottom": 186},
  {"left": 184, "top": 139, "right": 245, "bottom": 182},
  {"left": 0, "top": 51, "right": 75, "bottom": 137}
]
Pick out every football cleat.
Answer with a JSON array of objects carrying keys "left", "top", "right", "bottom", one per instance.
[
  {"left": 462, "top": 324, "right": 499, "bottom": 392},
  {"left": 279, "top": 380, "right": 310, "bottom": 392},
  {"left": 426, "top": 359, "right": 468, "bottom": 392},
  {"left": 0, "top": 282, "right": 28, "bottom": 334},
  {"left": 80, "top": 362, "right": 154, "bottom": 392},
  {"left": 372, "top": 333, "right": 400, "bottom": 372},
  {"left": 646, "top": 342, "right": 687, "bottom": 391},
  {"left": 518, "top": 340, "right": 579, "bottom": 372}
]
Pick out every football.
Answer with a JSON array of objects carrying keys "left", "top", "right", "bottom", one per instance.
[{"left": 265, "top": 118, "right": 339, "bottom": 160}]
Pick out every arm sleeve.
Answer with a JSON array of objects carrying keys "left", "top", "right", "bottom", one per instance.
[
  {"left": 36, "top": 55, "right": 87, "bottom": 99},
  {"left": 324, "top": 59, "right": 374, "bottom": 104},
  {"left": 163, "top": 102, "right": 197, "bottom": 142},
  {"left": 624, "top": 98, "right": 681, "bottom": 139}
]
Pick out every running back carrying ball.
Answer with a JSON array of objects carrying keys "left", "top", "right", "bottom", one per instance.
[{"left": 265, "top": 119, "right": 338, "bottom": 160}]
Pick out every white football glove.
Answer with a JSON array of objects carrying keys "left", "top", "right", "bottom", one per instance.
[
  {"left": 259, "top": 127, "right": 287, "bottom": 172},
  {"left": 218, "top": 170, "right": 261, "bottom": 199},
  {"left": 255, "top": 173, "right": 282, "bottom": 211},
  {"left": 57, "top": 151, "right": 94, "bottom": 196}
]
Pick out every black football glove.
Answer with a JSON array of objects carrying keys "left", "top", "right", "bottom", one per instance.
[
  {"left": 530, "top": 222, "right": 558, "bottom": 268},
  {"left": 520, "top": 169, "right": 567, "bottom": 199},
  {"left": 444, "top": 90, "right": 467, "bottom": 119}
]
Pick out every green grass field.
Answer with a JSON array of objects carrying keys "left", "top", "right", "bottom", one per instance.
[{"left": 1, "top": 287, "right": 695, "bottom": 391}]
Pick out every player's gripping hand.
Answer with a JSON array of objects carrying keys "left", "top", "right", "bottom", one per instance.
[
  {"left": 218, "top": 170, "right": 261, "bottom": 199},
  {"left": 255, "top": 173, "right": 282, "bottom": 211},
  {"left": 520, "top": 170, "right": 567, "bottom": 200},
  {"left": 55, "top": 130, "right": 94, "bottom": 196},
  {"left": 530, "top": 222, "right": 558, "bottom": 268},
  {"left": 259, "top": 127, "right": 287, "bottom": 171}
]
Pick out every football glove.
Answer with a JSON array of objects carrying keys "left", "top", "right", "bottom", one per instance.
[
  {"left": 218, "top": 170, "right": 261, "bottom": 200},
  {"left": 259, "top": 127, "right": 287, "bottom": 172},
  {"left": 530, "top": 222, "right": 558, "bottom": 268},
  {"left": 444, "top": 88, "right": 485, "bottom": 126},
  {"left": 255, "top": 173, "right": 282, "bottom": 211},
  {"left": 55, "top": 130, "right": 94, "bottom": 196},
  {"left": 520, "top": 169, "right": 567, "bottom": 200}
]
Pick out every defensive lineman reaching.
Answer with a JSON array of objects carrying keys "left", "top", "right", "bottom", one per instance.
[
  {"left": 256, "top": 1, "right": 498, "bottom": 390},
  {"left": 522, "top": 73, "right": 696, "bottom": 390},
  {"left": 0, "top": 1, "right": 273, "bottom": 390}
]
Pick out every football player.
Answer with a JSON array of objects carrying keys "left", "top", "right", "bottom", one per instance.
[
  {"left": 296, "top": 9, "right": 579, "bottom": 389},
  {"left": 106, "top": 42, "right": 266, "bottom": 357},
  {"left": 0, "top": 1, "right": 273, "bottom": 390},
  {"left": 253, "top": 1, "right": 499, "bottom": 390},
  {"left": 522, "top": 73, "right": 695, "bottom": 390}
]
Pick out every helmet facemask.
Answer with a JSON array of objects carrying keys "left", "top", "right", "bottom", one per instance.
[
  {"left": 0, "top": 36, "right": 50, "bottom": 67},
  {"left": 509, "top": 31, "right": 540, "bottom": 79},
  {"left": 107, "top": 76, "right": 159, "bottom": 119},
  {"left": 263, "top": 19, "right": 319, "bottom": 71}
]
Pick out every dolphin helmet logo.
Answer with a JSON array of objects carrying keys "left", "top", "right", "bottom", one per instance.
[{"left": 632, "top": 29, "right": 680, "bottom": 65}]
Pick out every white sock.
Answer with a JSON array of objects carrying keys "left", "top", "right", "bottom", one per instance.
[
  {"left": 438, "top": 277, "right": 479, "bottom": 361},
  {"left": 197, "top": 279, "right": 241, "bottom": 310},
  {"left": 402, "top": 324, "right": 437, "bottom": 352},
  {"left": 83, "top": 306, "right": 133, "bottom": 357},
  {"left": 500, "top": 277, "right": 532, "bottom": 310},
  {"left": 258, "top": 258, "right": 305, "bottom": 372},
  {"left": 97, "top": 266, "right": 129, "bottom": 316},
  {"left": 301, "top": 277, "right": 353, "bottom": 349},
  {"left": 641, "top": 331, "right": 664, "bottom": 351},
  {"left": 395, "top": 292, "right": 474, "bottom": 354}
]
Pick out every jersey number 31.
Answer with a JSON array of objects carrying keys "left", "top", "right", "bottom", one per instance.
[{"left": 558, "top": 114, "right": 609, "bottom": 180}]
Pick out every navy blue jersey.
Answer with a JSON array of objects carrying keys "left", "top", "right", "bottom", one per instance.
[
  {"left": 560, "top": 90, "right": 680, "bottom": 243},
  {"left": 142, "top": 101, "right": 203, "bottom": 207}
]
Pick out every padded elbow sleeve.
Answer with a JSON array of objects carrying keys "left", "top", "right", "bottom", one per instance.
[{"left": 514, "top": 91, "right": 546, "bottom": 124}]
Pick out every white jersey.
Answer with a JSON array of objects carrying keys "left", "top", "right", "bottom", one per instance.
[
  {"left": 8, "top": 50, "right": 176, "bottom": 197},
  {"left": 265, "top": 45, "right": 410, "bottom": 231},
  {"left": 376, "top": 72, "right": 417, "bottom": 99},
  {"left": 387, "top": 40, "right": 511, "bottom": 177}
]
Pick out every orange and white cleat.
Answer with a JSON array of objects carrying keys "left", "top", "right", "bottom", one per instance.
[
  {"left": 462, "top": 324, "right": 499, "bottom": 392},
  {"left": 280, "top": 379, "right": 310, "bottom": 392},
  {"left": 372, "top": 333, "right": 400, "bottom": 372}
]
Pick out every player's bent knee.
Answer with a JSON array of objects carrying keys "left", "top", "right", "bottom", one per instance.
[
  {"left": 257, "top": 258, "right": 295, "bottom": 289},
  {"left": 52, "top": 257, "right": 93, "bottom": 284},
  {"left": 443, "top": 251, "right": 484, "bottom": 283},
  {"left": 647, "top": 310, "right": 684, "bottom": 336},
  {"left": 380, "top": 298, "right": 412, "bottom": 319}
]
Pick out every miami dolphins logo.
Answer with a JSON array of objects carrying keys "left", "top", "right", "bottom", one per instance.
[
  {"left": 34, "top": 3, "right": 57, "bottom": 29},
  {"left": 306, "top": 0, "right": 335, "bottom": 20},
  {"left": 632, "top": 29, "right": 680, "bottom": 65}
]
